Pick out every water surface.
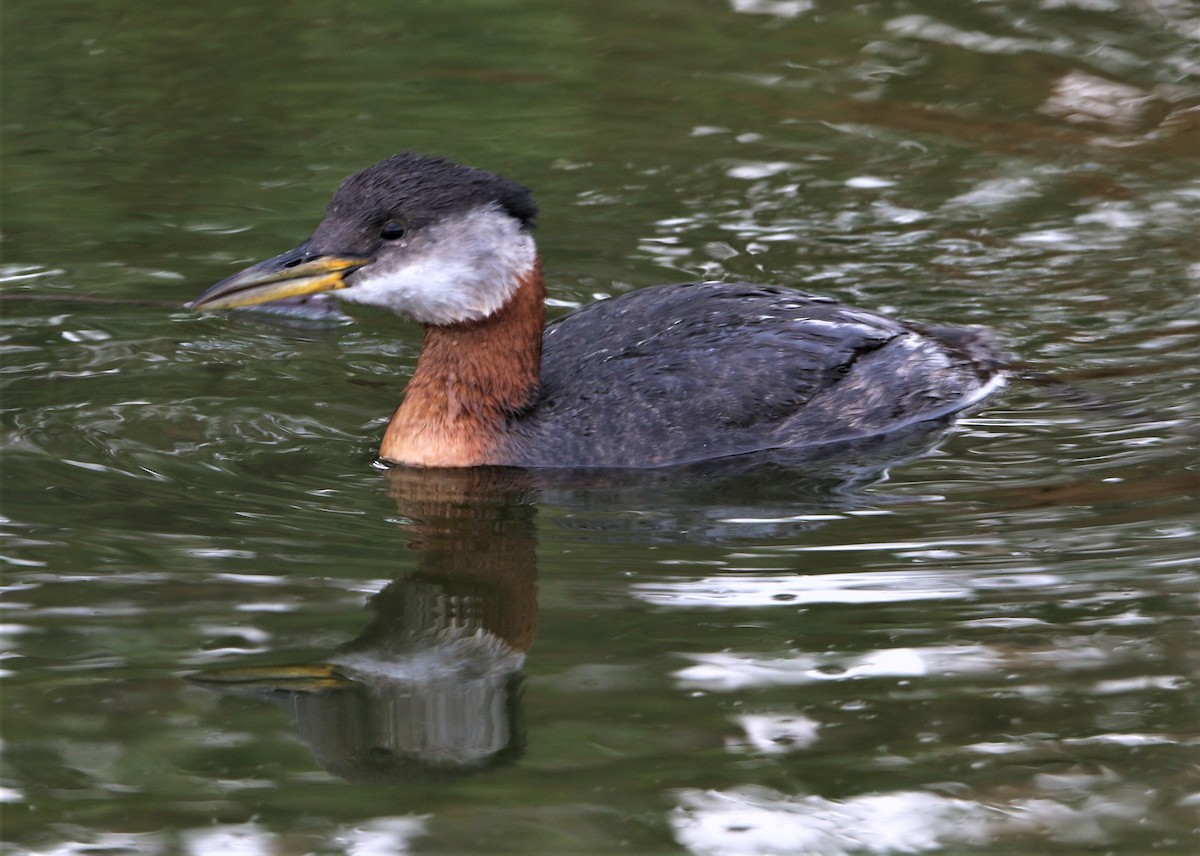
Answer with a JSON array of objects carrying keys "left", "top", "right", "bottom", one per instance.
[{"left": 2, "top": 1, "right": 1198, "bottom": 853}]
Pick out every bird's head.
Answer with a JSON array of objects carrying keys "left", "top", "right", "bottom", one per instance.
[{"left": 189, "top": 152, "right": 538, "bottom": 326}]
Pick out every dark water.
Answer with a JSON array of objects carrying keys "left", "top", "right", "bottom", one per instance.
[{"left": 2, "top": 1, "right": 1198, "bottom": 853}]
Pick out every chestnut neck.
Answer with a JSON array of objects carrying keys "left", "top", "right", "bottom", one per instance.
[{"left": 379, "top": 262, "right": 545, "bottom": 467}]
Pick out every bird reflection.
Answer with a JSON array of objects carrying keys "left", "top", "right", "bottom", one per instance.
[
  {"left": 188, "top": 467, "right": 538, "bottom": 783},
  {"left": 188, "top": 423, "right": 955, "bottom": 782}
]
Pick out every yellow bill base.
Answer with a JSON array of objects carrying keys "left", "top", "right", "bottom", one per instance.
[{"left": 188, "top": 255, "right": 369, "bottom": 311}]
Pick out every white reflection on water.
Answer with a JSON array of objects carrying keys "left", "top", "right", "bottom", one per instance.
[
  {"left": 885, "top": 14, "right": 1077, "bottom": 58},
  {"left": 674, "top": 645, "right": 1001, "bottom": 692},
  {"left": 671, "top": 778, "right": 1153, "bottom": 855},
  {"left": 673, "top": 630, "right": 1178, "bottom": 693},
  {"left": 0, "top": 781, "right": 24, "bottom": 804},
  {"left": 331, "top": 816, "right": 430, "bottom": 856},
  {"left": 729, "top": 0, "right": 813, "bottom": 19},
  {"left": 17, "top": 818, "right": 431, "bottom": 856},
  {"left": 1041, "top": 70, "right": 1160, "bottom": 131},
  {"left": 729, "top": 714, "right": 820, "bottom": 755},
  {"left": 844, "top": 176, "right": 896, "bottom": 189},
  {"left": 633, "top": 571, "right": 971, "bottom": 608},
  {"left": 632, "top": 558, "right": 1063, "bottom": 609},
  {"left": 943, "top": 175, "right": 1044, "bottom": 210},
  {"left": 185, "top": 623, "right": 273, "bottom": 663},
  {"left": 0, "top": 264, "right": 65, "bottom": 284},
  {"left": 185, "top": 824, "right": 274, "bottom": 856},
  {"left": 32, "top": 832, "right": 166, "bottom": 856}
]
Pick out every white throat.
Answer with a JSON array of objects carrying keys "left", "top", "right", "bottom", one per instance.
[{"left": 340, "top": 205, "right": 536, "bottom": 326}]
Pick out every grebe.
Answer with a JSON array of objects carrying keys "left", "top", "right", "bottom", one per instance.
[{"left": 190, "top": 152, "right": 1006, "bottom": 468}]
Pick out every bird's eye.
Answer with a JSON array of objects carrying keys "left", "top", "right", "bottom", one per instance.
[{"left": 379, "top": 220, "right": 406, "bottom": 241}]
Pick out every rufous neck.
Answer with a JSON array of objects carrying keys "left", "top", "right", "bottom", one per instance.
[{"left": 379, "top": 262, "right": 545, "bottom": 467}]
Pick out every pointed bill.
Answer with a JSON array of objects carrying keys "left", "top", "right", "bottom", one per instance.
[{"left": 188, "top": 251, "right": 370, "bottom": 311}]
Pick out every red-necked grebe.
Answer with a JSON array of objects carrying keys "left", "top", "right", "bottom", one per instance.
[{"left": 189, "top": 152, "right": 1006, "bottom": 468}]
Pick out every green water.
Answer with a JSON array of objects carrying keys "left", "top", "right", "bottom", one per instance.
[{"left": 2, "top": 1, "right": 1198, "bottom": 853}]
